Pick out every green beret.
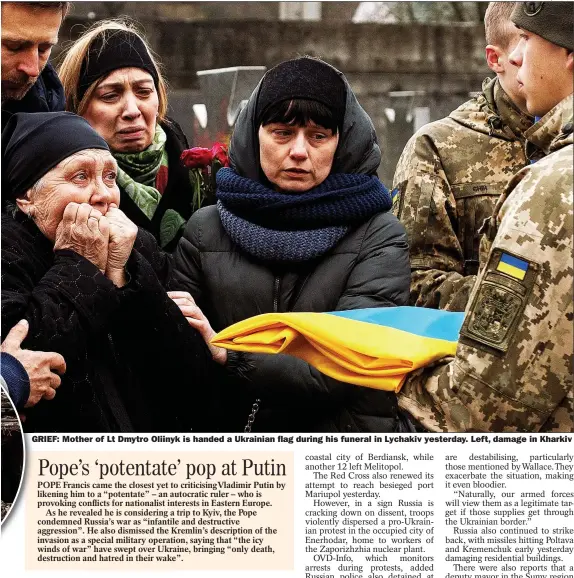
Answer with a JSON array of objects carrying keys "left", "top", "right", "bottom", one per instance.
[{"left": 511, "top": 2, "right": 574, "bottom": 51}]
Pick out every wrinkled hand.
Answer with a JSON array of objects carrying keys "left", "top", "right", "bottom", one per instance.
[
  {"left": 168, "top": 291, "right": 227, "bottom": 365},
  {"left": 1, "top": 320, "right": 66, "bottom": 408},
  {"left": 54, "top": 203, "right": 109, "bottom": 273},
  {"left": 105, "top": 204, "right": 138, "bottom": 287},
  {"left": 105, "top": 204, "right": 137, "bottom": 270}
]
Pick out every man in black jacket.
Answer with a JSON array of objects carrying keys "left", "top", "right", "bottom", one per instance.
[{"left": 1, "top": 2, "right": 68, "bottom": 129}]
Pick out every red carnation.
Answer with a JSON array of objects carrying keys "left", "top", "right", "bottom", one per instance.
[
  {"left": 210, "top": 142, "right": 229, "bottom": 167},
  {"left": 181, "top": 147, "right": 213, "bottom": 169}
]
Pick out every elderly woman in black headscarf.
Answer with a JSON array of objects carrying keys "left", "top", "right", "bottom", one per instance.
[
  {"left": 169, "top": 57, "right": 411, "bottom": 433},
  {"left": 1, "top": 112, "right": 211, "bottom": 433}
]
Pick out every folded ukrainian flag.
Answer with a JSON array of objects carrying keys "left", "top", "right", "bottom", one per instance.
[{"left": 212, "top": 307, "right": 464, "bottom": 392}]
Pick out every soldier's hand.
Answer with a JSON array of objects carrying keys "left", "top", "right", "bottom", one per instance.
[{"left": 1, "top": 320, "right": 66, "bottom": 407}]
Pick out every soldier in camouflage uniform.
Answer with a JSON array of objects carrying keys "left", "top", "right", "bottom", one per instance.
[
  {"left": 393, "top": 2, "right": 535, "bottom": 311},
  {"left": 399, "top": 1, "right": 573, "bottom": 433}
]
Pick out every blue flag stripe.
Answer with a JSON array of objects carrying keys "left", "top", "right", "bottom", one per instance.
[
  {"left": 328, "top": 307, "right": 464, "bottom": 342},
  {"left": 500, "top": 253, "right": 528, "bottom": 271}
]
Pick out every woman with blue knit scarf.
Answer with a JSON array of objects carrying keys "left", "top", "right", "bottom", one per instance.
[{"left": 169, "top": 57, "right": 411, "bottom": 433}]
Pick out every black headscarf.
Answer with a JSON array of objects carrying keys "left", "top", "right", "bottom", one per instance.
[
  {"left": 255, "top": 57, "right": 346, "bottom": 129},
  {"left": 77, "top": 29, "right": 159, "bottom": 104},
  {"left": 229, "top": 57, "right": 382, "bottom": 184},
  {"left": 2, "top": 112, "right": 109, "bottom": 200}
]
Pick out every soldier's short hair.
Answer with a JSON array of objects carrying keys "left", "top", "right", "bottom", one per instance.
[
  {"left": 485, "top": 2, "right": 517, "bottom": 48},
  {"left": 4, "top": 2, "right": 70, "bottom": 17}
]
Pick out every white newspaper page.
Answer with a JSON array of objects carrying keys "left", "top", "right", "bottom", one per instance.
[{"left": 1, "top": 434, "right": 572, "bottom": 577}]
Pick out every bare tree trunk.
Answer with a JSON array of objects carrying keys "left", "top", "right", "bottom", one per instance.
[
  {"left": 476, "top": 2, "right": 488, "bottom": 21},
  {"left": 450, "top": 2, "right": 466, "bottom": 21}
]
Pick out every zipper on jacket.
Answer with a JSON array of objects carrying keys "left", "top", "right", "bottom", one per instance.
[
  {"left": 244, "top": 276, "right": 281, "bottom": 433},
  {"left": 273, "top": 276, "right": 281, "bottom": 312}
]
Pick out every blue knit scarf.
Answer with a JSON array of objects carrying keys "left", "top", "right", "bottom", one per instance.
[{"left": 216, "top": 167, "right": 392, "bottom": 262}]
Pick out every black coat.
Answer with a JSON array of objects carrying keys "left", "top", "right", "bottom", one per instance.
[
  {"left": 1, "top": 212, "right": 213, "bottom": 433},
  {"left": 118, "top": 119, "right": 197, "bottom": 252},
  {"left": 171, "top": 206, "right": 411, "bottom": 433},
  {"left": 1, "top": 63, "right": 65, "bottom": 130}
]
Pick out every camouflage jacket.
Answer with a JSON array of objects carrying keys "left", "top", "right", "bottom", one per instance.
[
  {"left": 393, "top": 78, "right": 534, "bottom": 311},
  {"left": 399, "top": 94, "right": 574, "bottom": 432}
]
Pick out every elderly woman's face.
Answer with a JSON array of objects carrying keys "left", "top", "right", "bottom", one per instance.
[
  {"left": 17, "top": 149, "right": 120, "bottom": 242},
  {"left": 258, "top": 122, "right": 339, "bottom": 192},
  {"left": 82, "top": 67, "right": 159, "bottom": 153}
]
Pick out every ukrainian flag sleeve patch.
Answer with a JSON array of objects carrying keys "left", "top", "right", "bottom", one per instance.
[
  {"left": 496, "top": 252, "right": 529, "bottom": 280},
  {"left": 460, "top": 248, "right": 537, "bottom": 353}
]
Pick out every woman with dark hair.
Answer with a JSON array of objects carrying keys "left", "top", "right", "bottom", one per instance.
[{"left": 170, "top": 57, "right": 411, "bottom": 433}]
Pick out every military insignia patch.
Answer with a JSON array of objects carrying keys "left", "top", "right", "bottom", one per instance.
[
  {"left": 466, "top": 284, "right": 522, "bottom": 344},
  {"left": 460, "top": 249, "right": 538, "bottom": 353},
  {"left": 496, "top": 252, "right": 528, "bottom": 280},
  {"left": 523, "top": 2, "right": 544, "bottom": 16}
]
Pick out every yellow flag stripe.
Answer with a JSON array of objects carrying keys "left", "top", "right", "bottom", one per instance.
[
  {"left": 497, "top": 261, "right": 526, "bottom": 280},
  {"left": 212, "top": 312, "right": 458, "bottom": 392}
]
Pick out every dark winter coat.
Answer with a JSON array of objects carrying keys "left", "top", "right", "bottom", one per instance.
[
  {"left": 117, "top": 118, "right": 196, "bottom": 252},
  {"left": 1, "top": 211, "right": 212, "bottom": 433},
  {"left": 1, "top": 63, "right": 66, "bottom": 130},
  {"left": 171, "top": 206, "right": 410, "bottom": 433},
  {"left": 170, "top": 64, "right": 411, "bottom": 433}
]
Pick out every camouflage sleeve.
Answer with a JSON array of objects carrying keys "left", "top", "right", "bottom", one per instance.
[
  {"left": 410, "top": 270, "right": 476, "bottom": 312},
  {"left": 398, "top": 159, "right": 574, "bottom": 432},
  {"left": 393, "top": 132, "right": 470, "bottom": 311}
]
